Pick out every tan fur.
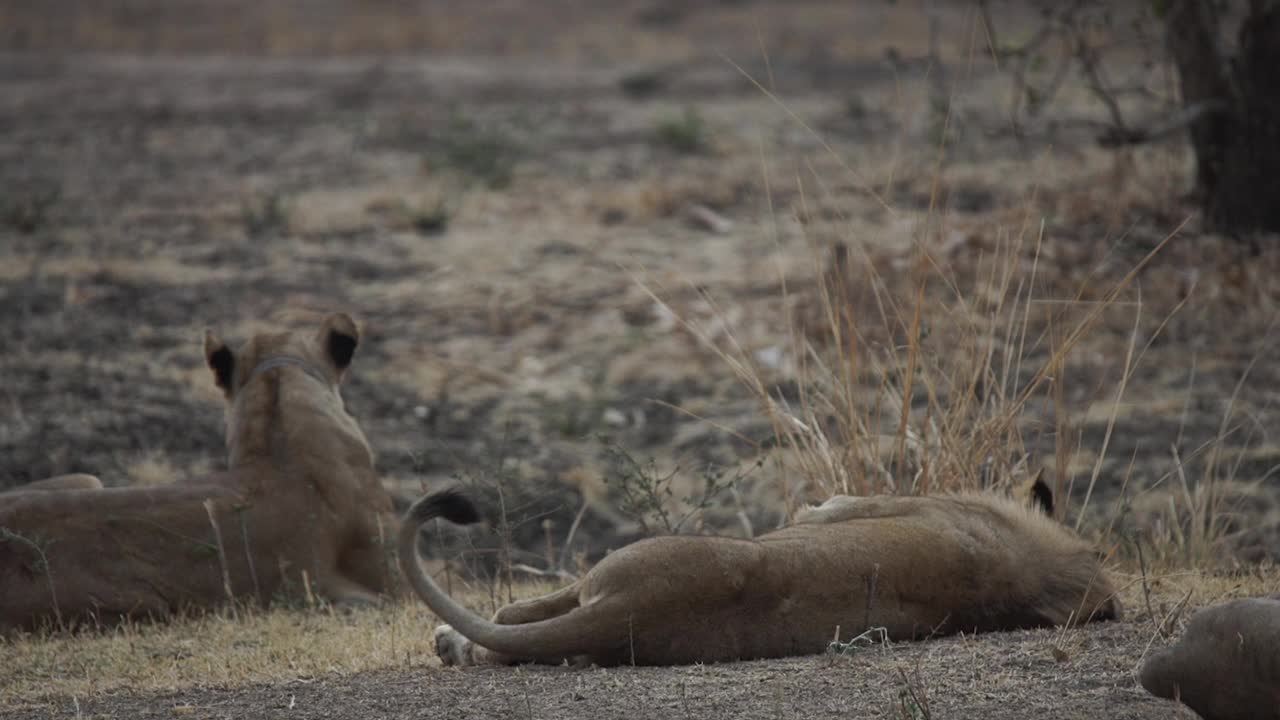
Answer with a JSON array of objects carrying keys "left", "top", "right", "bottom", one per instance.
[
  {"left": 400, "top": 488, "right": 1122, "bottom": 667},
  {"left": 0, "top": 314, "right": 395, "bottom": 634},
  {"left": 1, "top": 474, "right": 103, "bottom": 495},
  {"left": 1141, "top": 595, "right": 1280, "bottom": 720},
  {"left": 0, "top": 475, "right": 104, "bottom": 515}
]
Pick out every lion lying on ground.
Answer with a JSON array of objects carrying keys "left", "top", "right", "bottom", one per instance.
[
  {"left": 0, "top": 313, "right": 395, "bottom": 633},
  {"left": 0, "top": 474, "right": 104, "bottom": 513},
  {"left": 1140, "top": 595, "right": 1280, "bottom": 720},
  {"left": 1, "top": 474, "right": 103, "bottom": 495},
  {"left": 399, "top": 485, "right": 1121, "bottom": 667}
]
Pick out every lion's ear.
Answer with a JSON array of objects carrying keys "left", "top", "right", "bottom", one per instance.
[
  {"left": 319, "top": 313, "right": 359, "bottom": 375},
  {"left": 1027, "top": 469, "right": 1054, "bottom": 517},
  {"left": 204, "top": 330, "right": 235, "bottom": 395}
]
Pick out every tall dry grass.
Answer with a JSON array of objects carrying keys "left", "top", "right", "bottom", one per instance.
[
  {"left": 639, "top": 165, "right": 1274, "bottom": 588},
  {"left": 639, "top": 194, "right": 1182, "bottom": 527},
  {"left": 634, "top": 22, "right": 1266, "bottom": 577}
]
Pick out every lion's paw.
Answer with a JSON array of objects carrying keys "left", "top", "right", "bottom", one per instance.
[{"left": 434, "top": 624, "right": 475, "bottom": 666}]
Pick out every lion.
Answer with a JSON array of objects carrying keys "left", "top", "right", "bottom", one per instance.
[
  {"left": 0, "top": 313, "right": 395, "bottom": 633},
  {"left": 0, "top": 474, "right": 104, "bottom": 513},
  {"left": 1, "top": 474, "right": 103, "bottom": 495},
  {"left": 1140, "top": 595, "right": 1280, "bottom": 720},
  {"left": 398, "top": 484, "right": 1121, "bottom": 667}
]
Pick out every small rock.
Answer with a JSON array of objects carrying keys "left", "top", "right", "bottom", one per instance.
[
  {"left": 653, "top": 303, "right": 678, "bottom": 332},
  {"left": 754, "top": 345, "right": 785, "bottom": 371},
  {"left": 685, "top": 204, "right": 733, "bottom": 234}
]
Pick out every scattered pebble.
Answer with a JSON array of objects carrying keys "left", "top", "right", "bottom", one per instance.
[{"left": 685, "top": 204, "right": 733, "bottom": 234}]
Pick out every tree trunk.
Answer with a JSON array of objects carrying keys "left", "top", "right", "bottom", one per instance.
[{"left": 1167, "top": 0, "right": 1280, "bottom": 235}]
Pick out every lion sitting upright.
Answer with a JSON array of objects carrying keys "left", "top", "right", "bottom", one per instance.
[
  {"left": 399, "top": 485, "right": 1121, "bottom": 667},
  {"left": 0, "top": 313, "right": 395, "bottom": 633}
]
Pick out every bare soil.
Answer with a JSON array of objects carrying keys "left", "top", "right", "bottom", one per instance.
[
  {"left": 5, "top": 621, "right": 1190, "bottom": 720},
  {"left": 2, "top": 1, "right": 1278, "bottom": 718}
]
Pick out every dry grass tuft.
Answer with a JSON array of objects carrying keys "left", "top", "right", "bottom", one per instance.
[
  {"left": 123, "top": 451, "right": 189, "bottom": 487},
  {"left": 636, "top": 145, "right": 1181, "bottom": 532}
]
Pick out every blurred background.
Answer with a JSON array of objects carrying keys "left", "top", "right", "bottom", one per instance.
[{"left": 3, "top": 0, "right": 1279, "bottom": 572}]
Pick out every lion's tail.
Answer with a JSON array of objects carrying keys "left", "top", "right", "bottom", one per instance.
[{"left": 397, "top": 489, "right": 623, "bottom": 662}]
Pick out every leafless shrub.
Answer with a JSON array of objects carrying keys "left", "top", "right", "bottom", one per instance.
[{"left": 600, "top": 436, "right": 759, "bottom": 535}]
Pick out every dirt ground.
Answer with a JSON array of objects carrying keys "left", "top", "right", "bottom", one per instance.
[
  {"left": 2, "top": 1, "right": 1279, "bottom": 718},
  {"left": 4, "top": 621, "right": 1193, "bottom": 720}
]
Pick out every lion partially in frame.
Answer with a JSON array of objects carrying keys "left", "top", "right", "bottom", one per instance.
[{"left": 0, "top": 313, "right": 396, "bottom": 633}]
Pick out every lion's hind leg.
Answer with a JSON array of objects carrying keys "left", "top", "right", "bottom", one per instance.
[
  {"left": 491, "top": 581, "right": 582, "bottom": 625},
  {"left": 316, "top": 573, "right": 383, "bottom": 610},
  {"left": 435, "top": 581, "right": 583, "bottom": 667}
]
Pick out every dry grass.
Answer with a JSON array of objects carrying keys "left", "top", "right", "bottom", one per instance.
[
  {"left": 614, "top": 13, "right": 1276, "bottom": 606},
  {"left": 123, "top": 451, "right": 204, "bottom": 488},
  {"left": 0, "top": 582, "right": 558, "bottom": 706},
  {"left": 635, "top": 81, "right": 1181, "bottom": 534}
]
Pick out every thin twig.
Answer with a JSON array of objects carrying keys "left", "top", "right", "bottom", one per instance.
[
  {"left": 556, "top": 495, "right": 590, "bottom": 573},
  {"left": 1136, "top": 588, "right": 1194, "bottom": 674},
  {"left": 300, "top": 568, "right": 316, "bottom": 608},
  {"left": 1076, "top": 286, "right": 1143, "bottom": 530},
  {"left": 1073, "top": 25, "right": 1131, "bottom": 137},
  {"left": 864, "top": 563, "right": 881, "bottom": 632},
  {"left": 202, "top": 500, "right": 237, "bottom": 617},
  {"left": 1134, "top": 535, "right": 1160, "bottom": 634},
  {"left": 628, "top": 613, "right": 636, "bottom": 666},
  {"left": 0, "top": 528, "right": 63, "bottom": 631},
  {"left": 237, "top": 508, "right": 262, "bottom": 606}
]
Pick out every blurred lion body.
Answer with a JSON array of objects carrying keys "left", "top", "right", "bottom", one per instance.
[
  {"left": 0, "top": 313, "right": 395, "bottom": 633},
  {"left": 0, "top": 474, "right": 105, "bottom": 514},
  {"left": 1, "top": 474, "right": 103, "bottom": 495},
  {"left": 401, "top": 487, "right": 1122, "bottom": 667},
  {"left": 1141, "top": 595, "right": 1280, "bottom": 720}
]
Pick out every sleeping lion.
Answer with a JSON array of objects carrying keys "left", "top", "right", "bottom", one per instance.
[{"left": 398, "top": 484, "right": 1120, "bottom": 667}]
